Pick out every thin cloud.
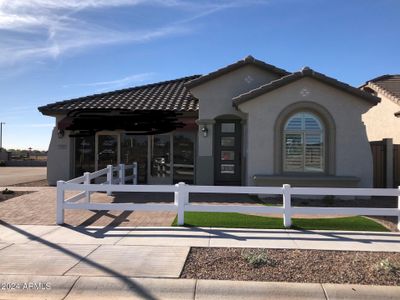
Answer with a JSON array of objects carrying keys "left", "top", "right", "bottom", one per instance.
[{"left": 0, "top": 1, "right": 268, "bottom": 71}]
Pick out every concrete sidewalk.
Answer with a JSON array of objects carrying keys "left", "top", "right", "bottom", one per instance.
[
  {"left": 1, "top": 275, "right": 400, "bottom": 300},
  {"left": 0, "top": 224, "right": 399, "bottom": 299},
  {"left": 0, "top": 224, "right": 399, "bottom": 252}
]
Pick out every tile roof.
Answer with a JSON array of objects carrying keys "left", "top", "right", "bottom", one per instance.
[
  {"left": 38, "top": 75, "right": 201, "bottom": 115},
  {"left": 233, "top": 67, "right": 380, "bottom": 106},
  {"left": 185, "top": 55, "right": 290, "bottom": 89},
  {"left": 363, "top": 75, "right": 400, "bottom": 104}
]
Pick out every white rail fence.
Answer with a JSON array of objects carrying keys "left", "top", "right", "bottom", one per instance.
[
  {"left": 57, "top": 165, "right": 400, "bottom": 230},
  {"left": 60, "top": 163, "right": 137, "bottom": 205}
]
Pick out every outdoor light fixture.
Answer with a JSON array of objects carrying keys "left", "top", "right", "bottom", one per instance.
[
  {"left": 201, "top": 126, "right": 208, "bottom": 137},
  {"left": 58, "top": 129, "right": 65, "bottom": 138}
]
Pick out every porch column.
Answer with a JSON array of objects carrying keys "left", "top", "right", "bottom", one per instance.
[{"left": 195, "top": 119, "right": 215, "bottom": 185}]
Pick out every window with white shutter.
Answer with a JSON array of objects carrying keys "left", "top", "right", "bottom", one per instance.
[{"left": 283, "top": 112, "right": 324, "bottom": 172}]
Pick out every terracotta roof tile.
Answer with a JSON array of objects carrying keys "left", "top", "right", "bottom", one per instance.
[
  {"left": 38, "top": 75, "right": 201, "bottom": 115},
  {"left": 365, "top": 75, "right": 400, "bottom": 103}
]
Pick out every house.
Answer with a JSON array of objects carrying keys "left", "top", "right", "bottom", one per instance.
[
  {"left": 361, "top": 75, "right": 400, "bottom": 143},
  {"left": 38, "top": 56, "right": 379, "bottom": 187}
]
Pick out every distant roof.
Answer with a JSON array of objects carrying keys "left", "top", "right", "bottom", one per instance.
[
  {"left": 185, "top": 55, "right": 290, "bottom": 89},
  {"left": 362, "top": 75, "right": 400, "bottom": 104},
  {"left": 233, "top": 67, "right": 380, "bottom": 106},
  {"left": 38, "top": 75, "right": 201, "bottom": 115}
]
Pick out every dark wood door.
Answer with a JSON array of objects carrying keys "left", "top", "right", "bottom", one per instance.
[
  {"left": 214, "top": 120, "right": 242, "bottom": 185},
  {"left": 394, "top": 144, "right": 400, "bottom": 188},
  {"left": 370, "top": 141, "right": 386, "bottom": 188}
]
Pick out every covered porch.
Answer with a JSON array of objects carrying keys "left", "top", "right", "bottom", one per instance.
[{"left": 59, "top": 109, "right": 198, "bottom": 185}]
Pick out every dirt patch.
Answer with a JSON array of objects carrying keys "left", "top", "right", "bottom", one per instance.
[
  {"left": 0, "top": 190, "right": 32, "bottom": 202},
  {"left": 9, "top": 179, "right": 49, "bottom": 187},
  {"left": 367, "top": 216, "right": 399, "bottom": 232},
  {"left": 181, "top": 248, "right": 400, "bottom": 286}
]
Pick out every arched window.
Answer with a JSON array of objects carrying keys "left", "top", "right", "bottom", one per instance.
[{"left": 283, "top": 112, "right": 324, "bottom": 172}]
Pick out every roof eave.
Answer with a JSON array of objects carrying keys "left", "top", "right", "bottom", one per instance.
[
  {"left": 233, "top": 69, "right": 380, "bottom": 107},
  {"left": 185, "top": 55, "right": 290, "bottom": 89}
]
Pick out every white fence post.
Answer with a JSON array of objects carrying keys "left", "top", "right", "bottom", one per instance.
[
  {"left": 56, "top": 180, "right": 65, "bottom": 224},
  {"left": 175, "top": 182, "right": 188, "bottom": 225},
  {"left": 84, "top": 172, "right": 91, "bottom": 202},
  {"left": 283, "top": 184, "right": 292, "bottom": 228},
  {"left": 107, "top": 165, "right": 113, "bottom": 196},
  {"left": 133, "top": 162, "right": 138, "bottom": 185},
  {"left": 119, "top": 163, "right": 125, "bottom": 185},
  {"left": 398, "top": 186, "right": 400, "bottom": 231}
]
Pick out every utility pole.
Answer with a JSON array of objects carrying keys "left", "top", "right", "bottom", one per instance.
[{"left": 0, "top": 122, "right": 5, "bottom": 150}]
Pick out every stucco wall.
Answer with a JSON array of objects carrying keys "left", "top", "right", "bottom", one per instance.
[
  {"left": 47, "top": 115, "right": 73, "bottom": 185},
  {"left": 238, "top": 77, "right": 374, "bottom": 187},
  {"left": 362, "top": 93, "right": 400, "bottom": 143},
  {"left": 189, "top": 65, "right": 281, "bottom": 185}
]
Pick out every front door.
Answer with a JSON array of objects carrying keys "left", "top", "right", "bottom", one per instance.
[
  {"left": 148, "top": 133, "right": 173, "bottom": 184},
  {"left": 214, "top": 120, "right": 242, "bottom": 185},
  {"left": 95, "top": 133, "right": 120, "bottom": 170}
]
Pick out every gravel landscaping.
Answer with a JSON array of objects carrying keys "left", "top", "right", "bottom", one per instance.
[{"left": 181, "top": 247, "right": 400, "bottom": 286}]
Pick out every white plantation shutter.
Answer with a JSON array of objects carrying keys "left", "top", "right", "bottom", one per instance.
[
  {"left": 283, "top": 113, "right": 324, "bottom": 172},
  {"left": 304, "top": 133, "right": 323, "bottom": 171},
  {"left": 284, "top": 133, "right": 303, "bottom": 171}
]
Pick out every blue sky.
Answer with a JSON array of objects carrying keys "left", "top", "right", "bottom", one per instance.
[{"left": 0, "top": 0, "right": 399, "bottom": 150}]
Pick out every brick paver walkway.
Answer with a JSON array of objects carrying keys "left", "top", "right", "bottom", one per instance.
[{"left": 0, "top": 189, "right": 176, "bottom": 226}]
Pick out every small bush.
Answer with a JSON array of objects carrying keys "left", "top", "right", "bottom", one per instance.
[
  {"left": 1, "top": 188, "right": 14, "bottom": 195},
  {"left": 376, "top": 259, "right": 400, "bottom": 274},
  {"left": 0, "top": 160, "right": 5, "bottom": 167},
  {"left": 241, "top": 249, "right": 275, "bottom": 268}
]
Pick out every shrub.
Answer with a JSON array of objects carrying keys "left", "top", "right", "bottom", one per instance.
[
  {"left": 1, "top": 188, "right": 14, "bottom": 195},
  {"left": 241, "top": 249, "right": 275, "bottom": 268},
  {"left": 0, "top": 160, "right": 5, "bottom": 167},
  {"left": 376, "top": 259, "right": 400, "bottom": 274}
]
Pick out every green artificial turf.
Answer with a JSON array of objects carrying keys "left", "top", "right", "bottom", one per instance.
[{"left": 172, "top": 212, "right": 389, "bottom": 231}]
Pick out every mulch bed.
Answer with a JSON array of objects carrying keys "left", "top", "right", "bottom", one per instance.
[
  {"left": 0, "top": 190, "right": 32, "bottom": 202},
  {"left": 181, "top": 247, "right": 400, "bottom": 286}
]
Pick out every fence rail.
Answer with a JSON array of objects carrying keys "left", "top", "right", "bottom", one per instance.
[
  {"left": 57, "top": 165, "right": 400, "bottom": 230},
  {"left": 62, "top": 163, "right": 137, "bottom": 206}
]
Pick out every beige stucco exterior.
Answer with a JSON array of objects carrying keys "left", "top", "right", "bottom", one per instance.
[
  {"left": 189, "top": 64, "right": 280, "bottom": 184},
  {"left": 47, "top": 115, "right": 73, "bottom": 185},
  {"left": 237, "top": 77, "right": 374, "bottom": 188},
  {"left": 362, "top": 92, "right": 400, "bottom": 143}
]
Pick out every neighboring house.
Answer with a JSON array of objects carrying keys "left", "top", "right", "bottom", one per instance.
[
  {"left": 361, "top": 75, "right": 400, "bottom": 143},
  {"left": 38, "top": 56, "right": 379, "bottom": 187}
]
